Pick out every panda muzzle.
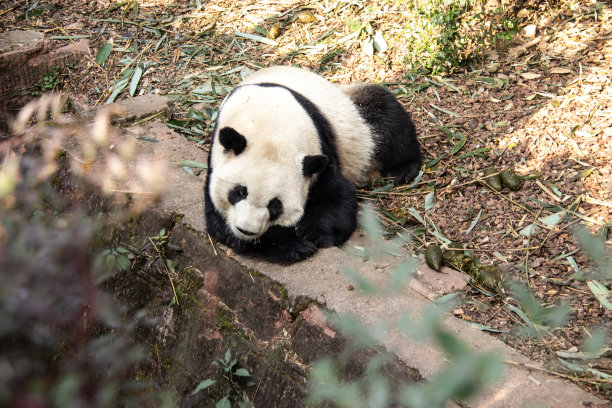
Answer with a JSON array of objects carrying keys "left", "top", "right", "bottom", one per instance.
[{"left": 237, "top": 227, "right": 258, "bottom": 236}]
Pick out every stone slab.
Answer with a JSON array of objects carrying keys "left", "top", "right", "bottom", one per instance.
[
  {"left": 108, "top": 94, "right": 172, "bottom": 124},
  {"left": 136, "top": 122, "right": 605, "bottom": 407},
  {"left": 127, "top": 121, "right": 207, "bottom": 231},
  {"left": 0, "top": 30, "right": 89, "bottom": 135},
  {"left": 0, "top": 30, "right": 44, "bottom": 54}
]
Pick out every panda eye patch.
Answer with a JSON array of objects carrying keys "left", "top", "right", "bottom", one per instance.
[
  {"left": 267, "top": 198, "right": 283, "bottom": 221},
  {"left": 228, "top": 185, "right": 248, "bottom": 205}
]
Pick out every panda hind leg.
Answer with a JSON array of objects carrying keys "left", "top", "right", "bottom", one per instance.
[
  {"left": 381, "top": 161, "right": 421, "bottom": 186},
  {"left": 344, "top": 84, "right": 422, "bottom": 185}
]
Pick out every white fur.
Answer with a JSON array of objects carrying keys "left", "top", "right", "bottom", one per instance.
[
  {"left": 242, "top": 66, "right": 375, "bottom": 185},
  {"left": 209, "top": 66, "right": 375, "bottom": 241}
]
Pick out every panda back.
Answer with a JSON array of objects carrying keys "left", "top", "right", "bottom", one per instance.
[{"left": 241, "top": 66, "right": 375, "bottom": 185}]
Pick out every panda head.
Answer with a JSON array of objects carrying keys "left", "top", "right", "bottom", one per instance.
[{"left": 209, "top": 126, "right": 329, "bottom": 241}]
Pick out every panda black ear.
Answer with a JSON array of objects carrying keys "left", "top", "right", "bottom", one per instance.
[
  {"left": 302, "top": 155, "right": 329, "bottom": 177},
  {"left": 219, "top": 127, "right": 247, "bottom": 155}
]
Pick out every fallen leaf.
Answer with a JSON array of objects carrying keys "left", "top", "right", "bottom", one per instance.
[
  {"left": 550, "top": 67, "right": 572, "bottom": 74},
  {"left": 521, "top": 72, "right": 542, "bottom": 80}
]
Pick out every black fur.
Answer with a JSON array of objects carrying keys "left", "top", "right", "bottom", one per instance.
[
  {"left": 302, "top": 154, "right": 329, "bottom": 177},
  {"left": 347, "top": 84, "right": 422, "bottom": 185},
  {"left": 228, "top": 185, "right": 247, "bottom": 205},
  {"left": 219, "top": 127, "right": 247, "bottom": 155},
  {"left": 267, "top": 198, "right": 283, "bottom": 222}
]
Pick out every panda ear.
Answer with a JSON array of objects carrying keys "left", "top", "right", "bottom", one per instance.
[
  {"left": 302, "top": 155, "right": 329, "bottom": 177},
  {"left": 219, "top": 127, "right": 247, "bottom": 155}
]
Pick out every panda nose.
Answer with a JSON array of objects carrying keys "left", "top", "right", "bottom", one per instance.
[{"left": 237, "top": 227, "right": 257, "bottom": 236}]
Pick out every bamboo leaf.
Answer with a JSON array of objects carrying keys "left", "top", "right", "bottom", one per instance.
[
  {"left": 450, "top": 134, "right": 467, "bottom": 155},
  {"left": 539, "top": 211, "right": 565, "bottom": 228},
  {"left": 519, "top": 223, "right": 538, "bottom": 238},
  {"left": 430, "top": 103, "right": 461, "bottom": 118},
  {"left": 587, "top": 281, "right": 612, "bottom": 310},
  {"left": 128, "top": 65, "right": 143, "bottom": 97},
  {"left": 372, "top": 31, "right": 387, "bottom": 53},
  {"left": 426, "top": 154, "right": 445, "bottom": 168},
  {"left": 458, "top": 148, "right": 490, "bottom": 159},
  {"left": 424, "top": 191, "right": 436, "bottom": 211},
  {"left": 179, "top": 160, "right": 208, "bottom": 169},
  {"left": 96, "top": 42, "right": 113, "bottom": 66},
  {"left": 407, "top": 207, "right": 424, "bottom": 225},
  {"left": 506, "top": 304, "right": 537, "bottom": 331},
  {"left": 465, "top": 210, "right": 482, "bottom": 234},
  {"left": 106, "top": 77, "right": 129, "bottom": 103},
  {"left": 467, "top": 322, "right": 503, "bottom": 333},
  {"left": 234, "top": 32, "right": 278, "bottom": 46}
]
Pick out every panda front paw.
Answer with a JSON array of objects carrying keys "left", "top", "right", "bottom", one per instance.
[
  {"left": 273, "top": 238, "right": 318, "bottom": 264},
  {"left": 297, "top": 228, "right": 336, "bottom": 248}
]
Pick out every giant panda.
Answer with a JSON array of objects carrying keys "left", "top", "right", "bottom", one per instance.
[{"left": 204, "top": 66, "right": 421, "bottom": 264}]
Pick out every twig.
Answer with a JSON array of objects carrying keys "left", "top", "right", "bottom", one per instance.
[
  {"left": 503, "top": 359, "right": 612, "bottom": 385},
  {"left": 148, "top": 237, "right": 179, "bottom": 305},
  {"left": 207, "top": 233, "right": 218, "bottom": 256},
  {"left": 535, "top": 180, "right": 562, "bottom": 203},
  {"left": 0, "top": 0, "right": 28, "bottom": 17},
  {"left": 524, "top": 207, "right": 543, "bottom": 290}
]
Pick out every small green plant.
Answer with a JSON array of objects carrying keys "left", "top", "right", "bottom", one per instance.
[
  {"left": 399, "top": 0, "right": 519, "bottom": 74},
  {"left": 32, "top": 66, "right": 62, "bottom": 95},
  {"left": 149, "top": 228, "right": 169, "bottom": 257},
  {"left": 192, "top": 349, "right": 255, "bottom": 408},
  {"left": 100, "top": 247, "right": 132, "bottom": 272},
  {"left": 401, "top": 0, "right": 473, "bottom": 74}
]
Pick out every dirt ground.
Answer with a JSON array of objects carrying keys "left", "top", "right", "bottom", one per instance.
[{"left": 1, "top": 0, "right": 610, "bottom": 400}]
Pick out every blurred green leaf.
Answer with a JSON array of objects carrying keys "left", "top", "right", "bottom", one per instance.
[
  {"left": 191, "top": 379, "right": 215, "bottom": 395},
  {"left": 342, "top": 267, "right": 377, "bottom": 296},
  {"left": 424, "top": 191, "right": 436, "bottom": 211},
  {"left": 583, "top": 328, "right": 609, "bottom": 357},
  {"left": 215, "top": 396, "right": 231, "bottom": 408},
  {"left": 575, "top": 227, "right": 611, "bottom": 279},
  {"left": 389, "top": 258, "right": 417, "bottom": 291},
  {"left": 587, "top": 281, "right": 612, "bottom": 310},
  {"left": 234, "top": 368, "right": 250, "bottom": 377}
]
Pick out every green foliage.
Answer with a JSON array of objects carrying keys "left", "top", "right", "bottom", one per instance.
[
  {"left": 0, "top": 204, "right": 169, "bottom": 407},
  {"left": 32, "top": 66, "right": 62, "bottom": 95},
  {"left": 574, "top": 226, "right": 612, "bottom": 280},
  {"left": 192, "top": 349, "right": 254, "bottom": 407},
  {"left": 399, "top": 0, "right": 519, "bottom": 74},
  {"left": 506, "top": 283, "right": 572, "bottom": 335},
  {"left": 99, "top": 247, "right": 132, "bottom": 272},
  {"left": 0, "top": 112, "right": 174, "bottom": 407},
  {"left": 147, "top": 228, "right": 169, "bottom": 257}
]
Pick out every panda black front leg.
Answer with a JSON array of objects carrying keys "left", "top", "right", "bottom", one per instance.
[
  {"left": 252, "top": 226, "right": 318, "bottom": 264},
  {"left": 296, "top": 167, "right": 357, "bottom": 248}
]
